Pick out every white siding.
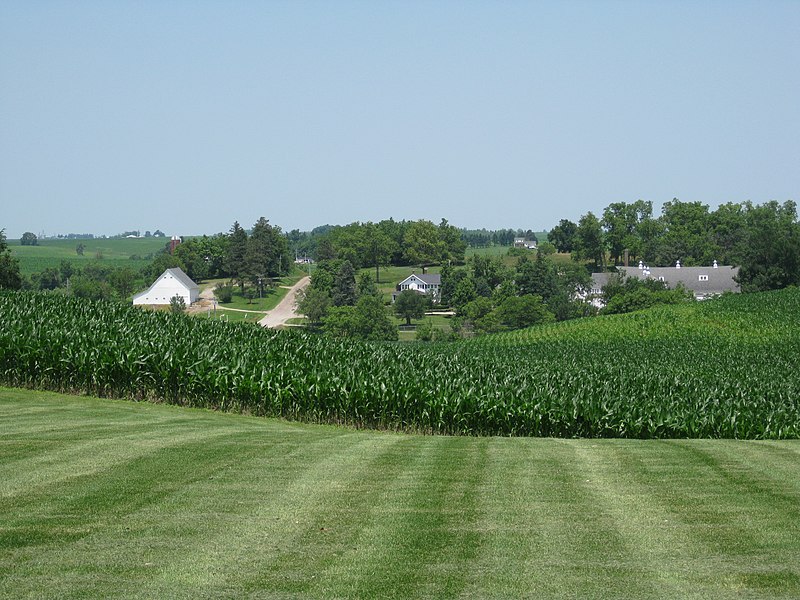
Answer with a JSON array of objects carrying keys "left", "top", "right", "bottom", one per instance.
[{"left": 133, "top": 270, "right": 199, "bottom": 305}]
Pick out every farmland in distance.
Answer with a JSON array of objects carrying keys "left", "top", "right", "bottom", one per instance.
[{"left": 8, "top": 237, "right": 167, "bottom": 276}]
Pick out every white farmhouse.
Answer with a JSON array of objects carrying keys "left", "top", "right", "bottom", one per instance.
[
  {"left": 133, "top": 268, "right": 199, "bottom": 306},
  {"left": 392, "top": 273, "right": 442, "bottom": 303}
]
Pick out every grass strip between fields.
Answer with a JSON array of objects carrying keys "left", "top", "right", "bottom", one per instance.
[{"left": 1, "top": 388, "right": 799, "bottom": 599}]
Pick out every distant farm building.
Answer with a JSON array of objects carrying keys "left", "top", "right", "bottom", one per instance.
[
  {"left": 513, "top": 237, "right": 538, "bottom": 249},
  {"left": 589, "top": 261, "right": 740, "bottom": 306},
  {"left": 392, "top": 273, "right": 442, "bottom": 304},
  {"left": 133, "top": 268, "right": 199, "bottom": 306}
]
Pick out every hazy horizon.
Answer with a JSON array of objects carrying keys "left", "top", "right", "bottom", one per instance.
[{"left": 2, "top": 1, "right": 798, "bottom": 239}]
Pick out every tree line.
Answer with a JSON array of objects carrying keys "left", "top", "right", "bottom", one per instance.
[
  {"left": 460, "top": 228, "right": 538, "bottom": 248},
  {"left": 286, "top": 218, "right": 467, "bottom": 278},
  {"left": 549, "top": 199, "right": 800, "bottom": 291},
  {"left": 0, "top": 217, "right": 293, "bottom": 302}
]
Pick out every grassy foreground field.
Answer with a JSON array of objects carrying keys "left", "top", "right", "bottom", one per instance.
[{"left": 1, "top": 388, "right": 798, "bottom": 599}]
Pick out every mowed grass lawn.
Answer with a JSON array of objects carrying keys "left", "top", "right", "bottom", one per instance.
[{"left": 2, "top": 389, "right": 799, "bottom": 599}]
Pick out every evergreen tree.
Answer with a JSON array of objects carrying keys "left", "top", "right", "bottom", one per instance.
[
  {"left": 245, "top": 217, "right": 279, "bottom": 287},
  {"left": 356, "top": 271, "right": 380, "bottom": 298},
  {"left": 225, "top": 221, "right": 248, "bottom": 290},
  {"left": 331, "top": 260, "right": 357, "bottom": 306}
]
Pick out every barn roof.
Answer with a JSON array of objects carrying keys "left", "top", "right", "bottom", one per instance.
[
  {"left": 591, "top": 265, "right": 739, "bottom": 296},
  {"left": 165, "top": 268, "right": 199, "bottom": 291}
]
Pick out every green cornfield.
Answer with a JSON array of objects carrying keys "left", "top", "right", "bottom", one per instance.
[{"left": 1, "top": 289, "right": 798, "bottom": 438}]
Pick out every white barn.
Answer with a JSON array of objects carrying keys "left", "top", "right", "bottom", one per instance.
[{"left": 133, "top": 268, "right": 199, "bottom": 306}]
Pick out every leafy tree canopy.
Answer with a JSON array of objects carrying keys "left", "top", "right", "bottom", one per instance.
[
  {"left": 394, "top": 289, "right": 428, "bottom": 326},
  {"left": 0, "top": 229, "right": 22, "bottom": 290},
  {"left": 21, "top": 232, "right": 38, "bottom": 246}
]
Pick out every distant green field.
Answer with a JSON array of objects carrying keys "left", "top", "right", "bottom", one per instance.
[
  {"left": 9, "top": 238, "right": 166, "bottom": 276},
  {"left": 1, "top": 388, "right": 798, "bottom": 599},
  {"left": 465, "top": 245, "right": 512, "bottom": 257}
]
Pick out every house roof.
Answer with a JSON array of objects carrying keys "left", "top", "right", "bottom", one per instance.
[
  {"left": 591, "top": 265, "right": 740, "bottom": 295},
  {"left": 399, "top": 273, "right": 441, "bottom": 286}
]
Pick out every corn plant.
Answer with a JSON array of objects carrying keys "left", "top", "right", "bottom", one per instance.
[{"left": 1, "top": 288, "right": 798, "bottom": 438}]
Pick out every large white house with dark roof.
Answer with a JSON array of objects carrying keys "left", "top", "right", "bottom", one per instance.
[
  {"left": 393, "top": 273, "right": 442, "bottom": 304},
  {"left": 589, "top": 261, "right": 740, "bottom": 306},
  {"left": 133, "top": 268, "right": 199, "bottom": 306}
]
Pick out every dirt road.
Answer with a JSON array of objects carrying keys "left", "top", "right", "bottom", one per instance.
[{"left": 258, "top": 276, "right": 311, "bottom": 329}]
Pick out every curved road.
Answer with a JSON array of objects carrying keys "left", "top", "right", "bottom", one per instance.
[{"left": 258, "top": 276, "right": 310, "bottom": 329}]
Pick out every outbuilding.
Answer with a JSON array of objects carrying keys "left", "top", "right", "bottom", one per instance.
[
  {"left": 589, "top": 261, "right": 740, "bottom": 306},
  {"left": 132, "top": 268, "right": 199, "bottom": 306}
]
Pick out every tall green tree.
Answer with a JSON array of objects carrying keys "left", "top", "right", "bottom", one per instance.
[
  {"left": 572, "top": 212, "right": 606, "bottom": 269},
  {"left": 549, "top": 219, "right": 578, "bottom": 253},
  {"left": 439, "top": 263, "right": 466, "bottom": 307},
  {"left": 174, "top": 234, "right": 228, "bottom": 280},
  {"left": 490, "top": 294, "right": 554, "bottom": 331},
  {"left": 20, "top": 232, "right": 38, "bottom": 246},
  {"left": 377, "top": 218, "right": 410, "bottom": 265},
  {"left": 0, "top": 229, "right": 22, "bottom": 290},
  {"left": 736, "top": 200, "right": 800, "bottom": 291},
  {"left": 324, "top": 295, "right": 397, "bottom": 341},
  {"left": 709, "top": 202, "right": 747, "bottom": 265},
  {"left": 516, "top": 253, "right": 559, "bottom": 301},
  {"left": 356, "top": 271, "right": 380, "bottom": 299},
  {"left": 109, "top": 267, "right": 138, "bottom": 299},
  {"left": 331, "top": 260, "right": 357, "bottom": 307},
  {"left": 403, "top": 220, "right": 445, "bottom": 267},
  {"left": 438, "top": 218, "right": 467, "bottom": 264},
  {"left": 225, "top": 221, "right": 248, "bottom": 290},
  {"left": 143, "top": 252, "right": 185, "bottom": 282},
  {"left": 394, "top": 289, "right": 428, "bottom": 326},
  {"left": 602, "top": 200, "right": 652, "bottom": 265},
  {"left": 471, "top": 254, "right": 510, "bottom": 289},
  {"left": 245, "top": 217, "right": 278, "bottom": 287},
  {"left": 655, "top": 199, "right": 715, "bottom": 266},
  {"left": 296, "top": 286, "right": 332, "bottom": 326},
  {"left": 33, "top": 267, "right": 61, "bottom": 290},
  {"left": 451, "top": 276, "right": 478, "bottom": 310},
  {"left": 364, "top": 223, "right": 395, "bottom": 282}
]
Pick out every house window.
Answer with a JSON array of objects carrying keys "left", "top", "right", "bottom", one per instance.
[{"left": 699, "top": 275, "right": 709, "bottom": 281}]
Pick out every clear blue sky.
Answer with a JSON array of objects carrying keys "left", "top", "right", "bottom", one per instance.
[{"left": 1, "top": 1, "right": 798, "bottom": 239}]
